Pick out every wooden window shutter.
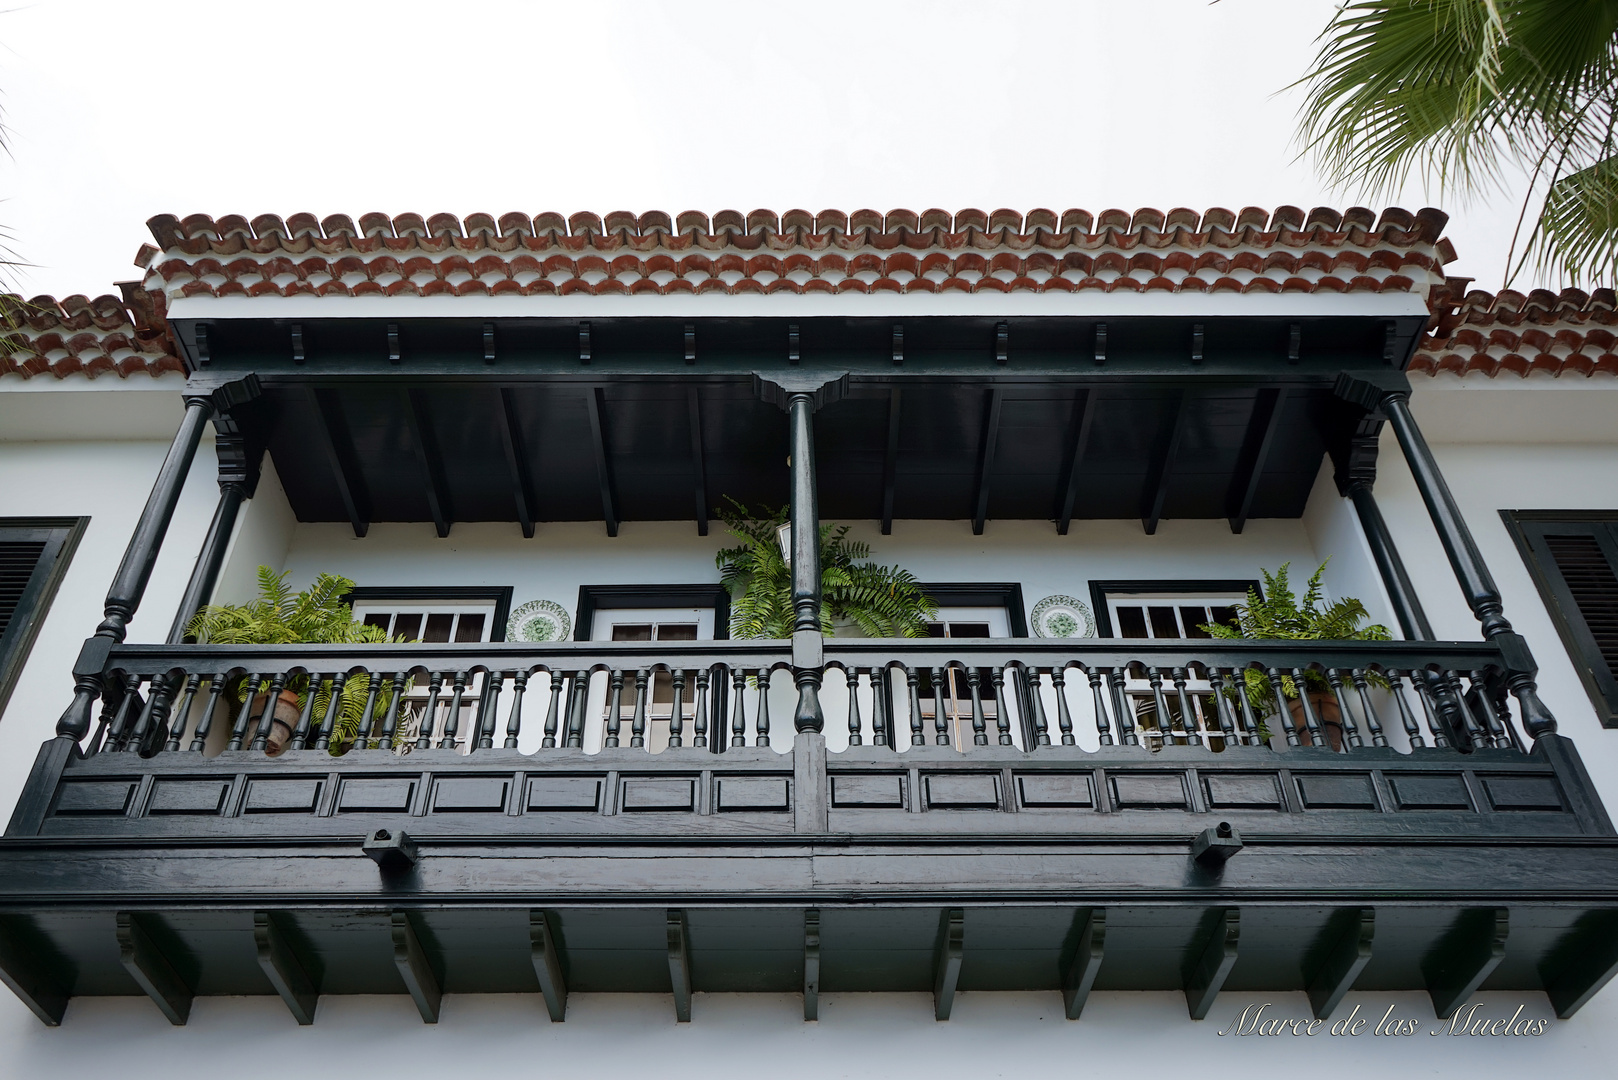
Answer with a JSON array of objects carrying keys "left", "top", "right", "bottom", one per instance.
[
  {"left": 1508, "top": 514, "right": 1618, "bottom": 728},
  {"left": 0, "top": 519, "right": 88, "bottom": 719},
  {"left": 0, "top": 540, "right": 49, "bottom": 643}
]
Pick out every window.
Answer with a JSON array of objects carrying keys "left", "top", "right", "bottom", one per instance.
[
  {"left": 922, "top": 609, "right": 1007, "bottom": 752},
  {"left": 345, "top": 587, "right": 513, "bottom": 752},
  {"left": 1503, "top": 512, "right": 1618, "bottom": 728},
  {"left": 0, "top": 518, "right": 86, "bottom": 720},
  {"left": 595, "top": 610, "right": 709, "bottom": 752},
  {"left": 1088, "top": 580, "right": 1257, "bottom": 751}
]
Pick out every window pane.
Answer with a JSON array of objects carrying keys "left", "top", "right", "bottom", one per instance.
[
  {"left": 455, "top": 613, "right": 486, "bottom": 642},
  {"left": 422, "top": 613, "right": 454, "bottom": 643},
  {"left": 1181, "top": 606, "right": 1212, "bottom": 638},
  {"left": 393, "top": 613, "right": 423, "bottom": 641},
  {"left": 950, "top": 622, "right": 991, "bottom": 637},
  {"left": 655, "top": 624, "right": 698, "bottom": 641},
  {"left": 612, "top": 624, "right": 653, "bottom": 642},
  {"left": 362, "top": 612, "right": 392, "bottom": 632},
  {"left": 1117, "top": 606, "right": 1148, "bottom": 638},
  {"left": 1209, "top": 606, "right": 1238, "bottom": 632},
  {"left": 924, "top": 622, "right": 947, "bottom": 638},
  {"left": 1148, "top": 606, "right": 1179, "bottom": 638}
]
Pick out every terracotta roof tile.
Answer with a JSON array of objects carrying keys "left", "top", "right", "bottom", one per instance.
[
  {"left": 1413, "top": 281, "right": 1618, "bottom": 378},
  {"left": 1, "top": 286, "right": 185, "bottom": 380}
]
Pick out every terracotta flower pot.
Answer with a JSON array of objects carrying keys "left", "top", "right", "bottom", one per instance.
[
  {"left": 245, "top": 689, "right": 302, "bottom": 756},
  {"left": 1287, "top": 691, "right": 1343, "bottom": 751}
]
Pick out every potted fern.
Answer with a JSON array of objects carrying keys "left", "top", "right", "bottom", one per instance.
[
  {"left": 1200, "top": 560, "right": 1390, "bottom": 750},
  {"left": 185, "top": 567, "right": 409, "bottom": 755},
  {"left": 715, "top": 501, "right": 938, "bottom": 638}
]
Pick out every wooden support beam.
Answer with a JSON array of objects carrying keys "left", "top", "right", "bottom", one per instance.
[
  {"left": 403, "top": 388, "right": 454, "bottom": 538},
  {"left": 496, "top": 388, "right": 537, "bottom": 539},
  {"left": 1306, "top": 908, "right": 1373, "bottom": 1020},
  {"left": 1543, "top": 910, "right": 1618, "bottom": 1018},
  {"left": 309, "top": 388, "right": 369, "bottom": 538},
  {"left": 586, "top": 387, "right": 619, "bottom": 537},
  {"left": 1060, "top": 908, "right": 1105, "bottom": 1020},
  {"left": 1226, "top": 388, "right": 1287, "bottom": 534},
  {"left": 994, "top": 322, "right": 1009, "bottom": 365},
  {"left": 667, "top": 909, "right": 692, "bottom": 1022},
  {"left": 254, "top": 911, "right": 317, "bottom": 1025},
  {"left": 1055, "top": 389, "right": 1096, "bottom": 536},
  {"left": 1424, "top": 908, "right": 1508, "bottom": 1020},
  {"left": 391, "top": 910, "right": 442, "bottom": 1023},
  {"left": 1183, "top": 907, "right": 1239, "bottom": 1020},
  {"left": 386, "top": 323, "right": 401, "bottom": 364},
  {"left": 933, "top": 907, "right": 965, "bottom": 1020},
  {"left": 529, "top": 910, "right": 568, "bottom": 1022},
  {"left": 880, "top": 388, "right": 902, "bottom": 535},
  {"left": 482, "top": 322, "right": 496, "bottom": 364},
  {"left": 684, "top": 323, "right": 696, "bottom": 365},
  {"left": 688, "top": 388, "right": 709, "bottom": 536},
  {"left": 116, "top": 912, "right": 191, "bottom": 1025},
  {"left": 803, "top": 909, "right": 821, "bottom": 1021},
  {"left": 0, "top": 917, "right": 67, "bottom": 1025},
  {"left": 972, "top": 389, "right": 1004, "bottom": 536},
  {"left": 1141, "top": 390, "right": 1188, "bottom": 536},
  {"left": 290, "top": 323, "right": 305, "bottom": 364}
]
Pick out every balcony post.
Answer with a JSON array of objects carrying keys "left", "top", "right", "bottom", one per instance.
[
  {"left": 1344, "top": 481, "right": 1434, "bottom": 641},
  {"left": 166, "top": 482, "right": 246, "bottom": 644},
  {"left": 787, "top": 390, "right": 824, "bottom": 733},
  {"left": 1341, "top": 374, "right": 1557, "bottom": 739}
]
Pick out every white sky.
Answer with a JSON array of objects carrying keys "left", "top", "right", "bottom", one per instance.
[{"left": 0, "top": 0, "right": 1537, "bottom": 301}]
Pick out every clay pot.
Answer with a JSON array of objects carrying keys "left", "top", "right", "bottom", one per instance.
[
  {"left": 246, "top": 689, "right": 302, "bottom": 756},
  {"left": 1287, "top": 691, "right": 1343, "bottom": 751}
]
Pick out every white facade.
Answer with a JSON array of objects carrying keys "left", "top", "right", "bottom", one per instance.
[{"left": 2, "top": 364, "right": 1616, "bottom": 1074}]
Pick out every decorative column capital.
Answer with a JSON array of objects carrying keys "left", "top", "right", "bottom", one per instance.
[{"left": 754, "top": 372, "right": 849, "bottom": 413}]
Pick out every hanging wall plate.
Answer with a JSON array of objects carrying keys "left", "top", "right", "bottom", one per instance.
[
  {"left": 507, "top": 599, "right": 572, "bottom": 643},
  {"left": 1030, "top": 594, "right": 1096, "bottom": 639}
]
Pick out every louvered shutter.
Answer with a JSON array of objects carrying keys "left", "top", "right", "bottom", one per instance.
[
  {"left": 0, "top": 520, "right": 86, "bottom": 718},
  {"left": 1515, "top": 517, "right": 1618, "bottom": 726}
]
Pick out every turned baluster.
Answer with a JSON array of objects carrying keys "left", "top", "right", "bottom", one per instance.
[
  {"left": 88, "top": 692, "right": 120, "bottom": 756},
  {"left": 289, "top": 675, "right": 318, "bottom": 751},
  {"left": 693, "top": 669, "right": 710, "bottom": 748},
  {"left": 541, "top": 669, "right": 564, "bottom": 749},
  {"left": 1172, "top": 667, "right": 1201, "bottom": 747},
  {"left": 476, "top": 672, "right": 503, "bottom": 750},
  {"left": 1445, "top": 669, "right": 1488, "bottom": 748},
  {"left": 755, "top": 668, "right": 772, "bottom": 748},
  {"left": 1087, "top": 667, "right": 1114, "bottom": 746},
  {"left": 931, "top": 666, "right": 949, "bottom": 746},
  {"left": 1207, "top": 668, "right": 1239, "bottom": 745},
  {"left": 439, "top": 671, "right": 468, "bottom": 749},
  {"left": 1266, "top": 667, "right": 1299, "bottom": 747},
  {"left": 107, "top": 674, "right": 145, "bottom": 752},
  {"left": 870, "top": 667, "right": 890, "bottom": 748},
  {"left": 1414, "top": 672, "right": 1451, "bottom": 748},
  {"left": 417, "top": 673, "right": 444, "bottom": 750},
  {"left": 1111, "top": 667, "right": 1138, "bottom": 746},
  {"left": 1391, "top": 671, "right": 1425, "bottom": 748},
  {"left": 1025, "top": 667, "right": 1051, "bottom": 749},
  {"left": 847, "top": 669, "right": 864, "bottom": 747},
  {"left": 355, "top": 673, "right": 383, "bottom": 749},
  {"left": 564, "top": 670, "right": 589, "bottom": 748},
  {"left": 1050, "top": 666, "right": 1073, "bottom": 747},
  {"left": 1290, "top": 668, "right": 1327, "bottom": 749},
  {"left": 630, "top": 669, "right": 650, "bottom": 749},
  {"left": 125, "top": 674, "right": 170, "bottom": 754},
  {"left": 967, "top": 668, "right": 989, "bottom": 746},
  {"left": 1234, "top": 669, "right": 1263, "bottom": 745},
  {"left": 248, "top": 672, "right": 289, "bottom": 751},
  {"left": 731, "top": 666, "right": 748, "bottom": 749},
  {"left": 1323, "top": 669, "right": 1361, "bottom": 750},
  {"left": 669, "top": 669, "right": 686, "bottom": 749},
  {"left": 905, "top": 666, "right": 925, "bottom": 747},
  {"left": 227, "top": 673, "right": 264, "bottom": 750},
  {"left": 604, "top": 670, "right": 626, "bottom": 748},
  {"left": 187, "top": 674, "right": 228, "bottom": 753},
  {"left": 314, "top": 671, "right": 346, "bottom": 751},
  {"left": 1351, "top": 669, "right": 1388, "bottom": 747},
  {"left": 1470, "top": 668, "right": 1509, "bottom": 748},
  {"left": 378, "top": 671, "right": 410, "bottom": 750},
  {"left": 1147, "top": 667, "right": 1173, "bottom": 746},
  {"left": 504, "top": 671, "right": 528, "bottom": 749},
  {"left": 165, "top": 673, "right": 202, "bottom": 752}
]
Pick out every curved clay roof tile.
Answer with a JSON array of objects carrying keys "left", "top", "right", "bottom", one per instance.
[
  {"left": 1060, "top": 208, "right": 1094, "bottom": 234},
  {"left": 285, "top": 213, "right": 322, "bottom": 239},
  {"left": 952, "top": 208, "right": 988, "bottom": 234},
  {"left": 358, "top": 212, "right": 395, "bottom": 238},
  {"left": 568, "top": 211, "right": 604, "bottom": 237}
]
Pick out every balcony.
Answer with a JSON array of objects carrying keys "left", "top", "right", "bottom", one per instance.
[{"left": 2, "top": 633, "right": 1616, "bottom": 1027}]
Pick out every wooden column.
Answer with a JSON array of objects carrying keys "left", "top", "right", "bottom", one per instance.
[
  {"left": 1379, "top": 391, "right": 1557, "bottom": 737},
  {"left": 167, "top": 481, "right": 247, "bottom": 644},
  {"left": 787, "top": 390, "right": 824, "bottom": 733},
  {"left": 1345, "top": 481, "right": 1434, "bottom": 641}
]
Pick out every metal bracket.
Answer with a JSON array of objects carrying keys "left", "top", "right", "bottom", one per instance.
[
  {"left": 364, "top": 828, "right": 419, "bottom": 870},
  {"left": 1191, "top": 821, "right": 1243, "bottom": 868}
]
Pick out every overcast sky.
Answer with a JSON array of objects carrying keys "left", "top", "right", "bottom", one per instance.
[{"left": 2, "top": 0, "right": 1537, "bottom": 301}]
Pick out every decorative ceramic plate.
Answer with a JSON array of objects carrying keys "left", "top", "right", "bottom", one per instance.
[
  {"left": 1030, "top": 594, "right": 1095, "bottom": 639},
  {"left": 507, "top": 599, "right": 572, "bottom": 643}
]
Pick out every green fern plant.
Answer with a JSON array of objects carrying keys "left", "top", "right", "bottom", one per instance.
[
  {"left": 1199, "top": 559, "right": 1391, "bottom": 714},
  {"left": 185, "top": 567, "right": 412, "bottom": 753},
  {"left": 715, "top": 500, "right": 938, "bottom": 639}
]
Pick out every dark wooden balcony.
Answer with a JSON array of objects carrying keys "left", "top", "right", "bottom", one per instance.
[{"left": 3, "top": 636, "right": 1617, "bottom": 1027}]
